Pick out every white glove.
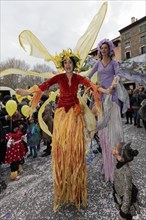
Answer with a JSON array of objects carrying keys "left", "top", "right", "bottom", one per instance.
[
  {"left": 21, "top": 134, "right": 27, "bottom": 143},
  {"left": 7, "top": 138, "right": 14, "bottom": 148}
]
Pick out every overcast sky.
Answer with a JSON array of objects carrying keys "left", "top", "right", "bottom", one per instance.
[{"left": 1, "top": 0, "right": 146, "bottom": 70}]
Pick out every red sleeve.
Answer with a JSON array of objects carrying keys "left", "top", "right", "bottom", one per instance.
[
  {"left": 38, "top": 74, "right": 61, "bottom": 91},
  {"left": 76, "top": 75, "right": 91, "bottom": 88}
]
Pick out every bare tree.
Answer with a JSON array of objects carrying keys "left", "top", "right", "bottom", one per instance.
[
  {"left": 0, "top": 58, "right": 30, "bottom": 89},
  {"left": 31, "top": 63, "right": 55, "bottom": 73},
  {"left": 0, "top": 58, "right": 30, "bottom": 71}
]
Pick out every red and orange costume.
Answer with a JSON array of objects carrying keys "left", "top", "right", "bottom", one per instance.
[{"left": 38, "top": 73, "right": 92, "bottom": 210}]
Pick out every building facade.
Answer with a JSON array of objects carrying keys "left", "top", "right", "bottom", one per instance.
[{"left": 119, "top": 16, "right": 146, "bottom": 62}]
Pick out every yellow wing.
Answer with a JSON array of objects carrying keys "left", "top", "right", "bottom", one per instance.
[
  {"left": 19, "top": 30, "right": 53, "bottom": 62},
  {"left": 73, "top": 1, "right": 108, "bottom": 71}
]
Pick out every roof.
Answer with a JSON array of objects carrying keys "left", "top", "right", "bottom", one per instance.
[{"left": 119, "top": 16, "right": 146, "bottom": 33}]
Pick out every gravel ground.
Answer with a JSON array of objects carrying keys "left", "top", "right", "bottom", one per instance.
[{"left": 0, "top": 120, "right": 146, "bottom": 220}]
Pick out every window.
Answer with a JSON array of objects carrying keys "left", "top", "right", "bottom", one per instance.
[
  {"left": 125, "top": 42, "right": 130, "bottom": 48},
  {"left": 140, "top": 35, "right": 146, "bottom": 42},
  {"left": 139, "top": 24, "right": 146, "bottom": 33},
  {"left": 118, "top": 42, "right": 121, "bottom": 46},
  {"left": 140, "top": 46, "right": 146, "bottom": 54},
  {"left": 125, "top": 51, "right": 131, "bottom": 59},
  {"left": 113, "top": 41, "right": 120, "bottom": 47},
  {"left": 124, "top": 32, "right": 130, "bottom": 40}
]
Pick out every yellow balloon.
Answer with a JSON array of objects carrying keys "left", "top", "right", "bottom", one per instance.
[
  {"left": 6, "top": 100, "right": 17, "bottom": 116},
  {"left": 21, "top": 105, "right": 31, "bottom": 117}
]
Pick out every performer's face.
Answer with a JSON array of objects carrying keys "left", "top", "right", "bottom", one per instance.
[
  {"left": 63, "top": 58, "right": 74, "bottom": 73},
  {"left": 100, "top": 43, "right": 110, "bottom": 56}
]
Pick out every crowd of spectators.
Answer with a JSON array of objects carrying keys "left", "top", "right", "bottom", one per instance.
[{"left": 0, "top": 84, "right": 145, "bottom": 193}]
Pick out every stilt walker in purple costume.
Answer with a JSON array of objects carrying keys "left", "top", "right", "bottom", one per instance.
[{"left": 88, "top": 39, "right": 128, "bottom": 183}]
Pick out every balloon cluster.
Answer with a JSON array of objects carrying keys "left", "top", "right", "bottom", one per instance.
[{"left": 6, "top": 96, "right": 31, "bottom": 118}]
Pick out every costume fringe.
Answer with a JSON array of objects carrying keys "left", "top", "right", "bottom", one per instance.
[{"left": 52, "top": 105, "right": 87, "bottom": 211}]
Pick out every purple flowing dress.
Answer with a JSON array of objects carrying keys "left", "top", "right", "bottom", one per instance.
[{"left": 89, "top": 59, "right": 124, "bottom": 182}]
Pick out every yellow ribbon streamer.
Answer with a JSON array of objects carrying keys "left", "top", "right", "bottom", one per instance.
[
  {"left": 38, "top": 89, "right": 60, "bottom": 137},
  {"left": 0, "top": 68, "right": 54, "bottom": 79}
]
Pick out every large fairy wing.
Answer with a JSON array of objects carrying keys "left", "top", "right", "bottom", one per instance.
[
  {"left": 73, "top": 1, "right": 108, "bottom": 71},
  {"left": 119, "top": 61, "right": 146, "bottom": 85},
  {"left": 19, "top": 30, "right": 53, "bottom": 62}
]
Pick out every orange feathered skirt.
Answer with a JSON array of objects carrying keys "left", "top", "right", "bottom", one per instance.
[{"left": 51, "top": 104, "right": 87, "bottom": 211}]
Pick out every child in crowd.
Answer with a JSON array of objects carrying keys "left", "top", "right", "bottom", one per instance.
[
  {"left": 112, "top": 142, "right": 140, "bottom": 220},
  {"left": 27, "top": 116, "right": 41, "bottom": 158},
  {"left": 5, "top": 121, "right": 27, "bottom": 180}
]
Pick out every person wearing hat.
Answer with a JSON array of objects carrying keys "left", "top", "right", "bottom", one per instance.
[
  {"left": 112, "top": 142, "right": 140, "bottom": 220},
  {"left": 88, "top": 39, "right": 129, "bottom": 183},
  {"left": 4, "top": 121, "right": 27, "bottom": 181},
  {"left": 16, "top": 49, "right": 112, "bottom": 211}
]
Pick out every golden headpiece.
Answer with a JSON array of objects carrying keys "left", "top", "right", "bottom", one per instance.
[{"left": 53, "top": 49, "right": 80, "bottom": 71}]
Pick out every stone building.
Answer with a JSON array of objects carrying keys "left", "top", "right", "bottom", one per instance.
[{"left": 119, "top": 16, "right": 146, "bottom": 62}]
